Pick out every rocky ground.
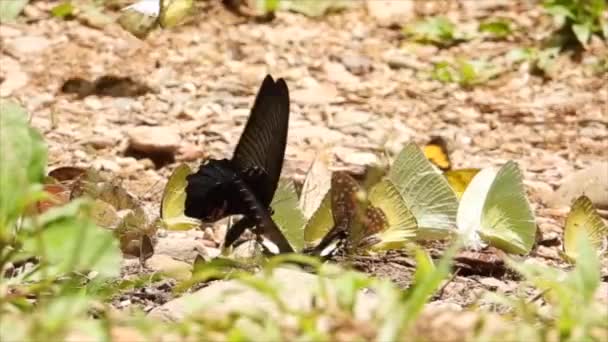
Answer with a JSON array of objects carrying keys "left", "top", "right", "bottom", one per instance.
[{"left": 1, "top": 0, "right": 607, "bottom": 336}]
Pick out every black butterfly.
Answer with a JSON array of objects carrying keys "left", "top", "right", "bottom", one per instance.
[{"left": 184, "top": 75, "right": 293, "bottom": 254}]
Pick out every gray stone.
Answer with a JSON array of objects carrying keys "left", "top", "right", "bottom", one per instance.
[
  {"left": 341, "top": 54, "right": 373, "bottom": 75},
  {"left": 145, "top": 254, "right": 192, "bottom": 281},
  {"left": 148, "top": 267, "right": 378, "bottom": 322},
  {"left": 127, "top": 126, "right": 180, "bottom": 154},
  {"left": 550, "top": 162, "right": 608, "bottom": 209},
  {"left": 0, "top": 69, "right": 28, "bottom": 97},
  {"left": 366, "top": 0, "right": 414, "bottom": 26},
  {"left": 84, "top": 97, "right": 103, "bottom": 111},
  {"left": 154, "top": 233, "right": 208, "bottom": 262},
  {"left": 6, "top": 35, "right": 51, "bottom": 56},
  {"left": 323, "top": 61, "right": 359, "bottom": 85},
  {"left": 333, "top": 146, "right": 380, "bottom": 166},
  {"left": 332, "top": 110, "right": 373, "bottom": 127},
  {"left": 291, "top": 83, "right": 338, "bottom": 106}
]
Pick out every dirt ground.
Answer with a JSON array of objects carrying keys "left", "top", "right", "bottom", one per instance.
[{"left": 2, "top": 0, "right": 607, "bottom": 311}]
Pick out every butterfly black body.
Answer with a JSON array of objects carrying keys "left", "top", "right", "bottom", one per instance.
[{"left": 184, "top": 75, "right": 293, "bottom": 254}]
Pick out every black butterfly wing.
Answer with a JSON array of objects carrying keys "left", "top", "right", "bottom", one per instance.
[
  {"left": 184, "top": 159, "right": 244, "bottom": 220},
  {"left": 231, "top": 75, "right": 290, "bottom": 206}
]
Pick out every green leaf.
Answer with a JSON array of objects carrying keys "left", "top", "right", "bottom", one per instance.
[
  {"left": 431, "top": 61, "right": 454, "bottom": 83},
  {"left": 457, "top": 59, "right": 478, "bottom": 86},
  {"left": 404, "top": 16, "right": 457, "bottom": 44},
  {"left": 271, "top": 179, "right": 306, "bottom": 251},
  {"left": 479, "top": 19, "right": 513, "bottom": 38},
  {"left": 572, "top": 23, "right": 592, "bottom": 45},
  {"left": 279, "top": 0, "right": 353, "bottom": 17},
  {"left": 333, "top": 270, "right": 373, "bottom": 312},
  {"left": 569, "top": 233, "right": 601, "bottom": 304},
  {"left": 387, "top": 143, "right": 458, "bottom": 239},
  {"left": 432, "top": 59, "right": 498, "bottom": 86},
  {"left": 506, "top": 47, "right": 537, "bottom": 63},
  {"left": 571, "top": 235, "right": 601, "bottom": 303},
  {"left": 0, "top": 100, "right": 47, "bottom": 235},
  {"left": 544, "top": 4, "right": 575, "bottom": 20},
  {"left": 260, "top": 0, "right": 280, "bottom": 12},
  {"left": 22, "top": 199, "right": 122, "bottom": 278},
  {"left": 543, "top": 0, "right": 605, "bottom": 48},
  {"left": 42, "top": 294, "right": 90, "bottom": 332},
  {"left": 506, "top": 233, "right": 601, "bottom": 311},
  {"left": 0, "top": 0, "right": 29, "bottom": 22},
  {"left": 50, "top": 2, "right": 74, "bottom": 18},
  {"left": 411, "top": 245, "right": 436, "bottom": 286},
  {"left": 161, "top": 164, "right": 201, "bottom": 231},
  {"left": 400, "top": 241, "right": 459, "bottom": 330}
]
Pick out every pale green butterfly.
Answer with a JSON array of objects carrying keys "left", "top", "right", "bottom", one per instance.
[
  {"left": 161, "top": 164, "right": 201, "bottom": 231},
  {"left": 387, "top": 143, "right": 459, "bottom": 240},
  {"left": 457, "top": 161, "right": 536, "bottom": 254}
]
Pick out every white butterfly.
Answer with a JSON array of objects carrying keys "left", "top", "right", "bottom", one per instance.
[{"left": 123, "top": 0, "right": 160, "bottom": 17}]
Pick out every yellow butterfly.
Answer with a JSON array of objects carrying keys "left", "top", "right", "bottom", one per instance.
[
  {"left": 423, "top": 137, "right": 480, "bottom": 199},
  {"left": 423, "top": 136, "right": 451, "bottom": 172},
  {"left": 444, "top": 169, "right": 481, "bottom": 199},
  {"left": 563, "top": 195, "right": 608, "bottom": 262}
]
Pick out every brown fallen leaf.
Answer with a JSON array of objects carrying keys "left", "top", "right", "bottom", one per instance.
[
  {"left": 48, "top": 166, "right": 87, "bottom": 182},
  {"left": 454, "top": 247, "right": 507, "bottom": 277},
  {"left": 61, "top": 75, "right": 152, "bottom": 98},
  {"left": 35, "top": 183, "right": 71, "bottom": 214}
]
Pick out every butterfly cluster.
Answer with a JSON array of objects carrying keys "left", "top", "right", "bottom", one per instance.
[
  {"left": 175, "top": 75, "right": 605, "bottom": 261},
  {"left": 181, "top": 76, "right": 417, "bottom": 257}
]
